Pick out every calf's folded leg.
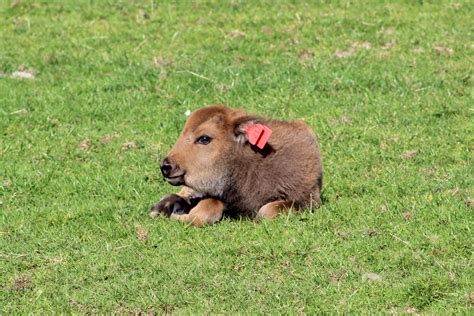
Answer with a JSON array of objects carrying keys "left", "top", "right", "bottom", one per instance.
[
  {"left": 170, "top": 198, "right": 224, "bottom": 227},
  {"left": 255, "top": 200, "right": 294, "bottom": 221},
  {"left": 149, "top": 186, "right": 201, "bottom": 218}
]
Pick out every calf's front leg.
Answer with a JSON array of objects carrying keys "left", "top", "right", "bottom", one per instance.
[
  {"left": 170, "top": 198, "right": 224, "bottom": 227},
  {"left": 149, "top": 186, "right": 200, "bottom": 218}
]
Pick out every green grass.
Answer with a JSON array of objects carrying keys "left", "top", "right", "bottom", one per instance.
[{"left": 1, "top": 0, "right": 473, "bottom": 313}]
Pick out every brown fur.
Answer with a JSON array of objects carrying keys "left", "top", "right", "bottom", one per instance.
[{"left": 149, "top": 105, "right": 323, "bottom": 226}]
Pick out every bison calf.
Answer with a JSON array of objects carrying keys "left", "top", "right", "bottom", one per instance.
[{"left": 150, "top": 105, "right": 323, "bottom": 226}]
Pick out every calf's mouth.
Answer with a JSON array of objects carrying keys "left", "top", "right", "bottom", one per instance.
[{"left": 164, "top": 173, "right": 185, "bottom": 186}]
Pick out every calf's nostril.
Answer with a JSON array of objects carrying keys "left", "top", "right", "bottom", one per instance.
[{"left": 160, "top": 158, "right": 174, "bottom": 177}]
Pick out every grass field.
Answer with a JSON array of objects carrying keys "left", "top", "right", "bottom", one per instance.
[{"left": 1, "top": 0, "right": 473, "bottom": 313}]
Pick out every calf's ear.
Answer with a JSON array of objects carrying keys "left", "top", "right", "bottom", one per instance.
[{"left": 232, "top": 115, "right": 261, "bottom": 145}]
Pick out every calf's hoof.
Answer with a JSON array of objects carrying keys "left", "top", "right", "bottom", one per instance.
[{"left": 149, "top": 194, "right": 190, "bottom": 218}]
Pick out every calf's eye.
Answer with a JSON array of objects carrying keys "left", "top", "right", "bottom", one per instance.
[{"left": 196, "top": 135, "right": 212, "bottom": 145}]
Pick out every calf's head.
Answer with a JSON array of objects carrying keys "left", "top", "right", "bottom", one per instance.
[{"left": 160, "top": 106, "right": 259, "bottom": 196}]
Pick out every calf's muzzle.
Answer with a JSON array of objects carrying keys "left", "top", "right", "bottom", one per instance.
[{"left": 160, "top": 157, "right": 185, "bottom": 186}]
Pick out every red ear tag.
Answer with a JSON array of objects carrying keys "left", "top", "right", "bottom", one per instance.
[{"left": 245, "top": 124, "right": 272, "bottom": 149}]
